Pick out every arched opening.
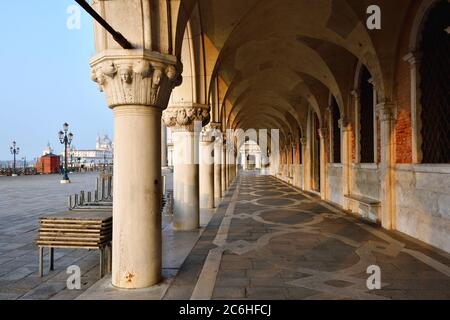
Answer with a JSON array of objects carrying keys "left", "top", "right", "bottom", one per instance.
[
  {"left": 330, "top": 96, "right": 341, "bottom": 164},
  {"left": 239, "top": 139, "right": 262, "bottom": 171},
  {"left": 419, "top": 0, "right": 450, "bottom": 163},
  {"left": 359, "top": 66, "right": 375, "bottom": 164}
]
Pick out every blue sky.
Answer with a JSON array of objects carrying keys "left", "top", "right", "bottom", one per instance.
[{"left": 0, "top": 1, "right": 112, "bottom": 161}]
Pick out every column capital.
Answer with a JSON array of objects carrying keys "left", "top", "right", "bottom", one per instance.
[
  {"left": 403, "top": 52, "right": 422, "bottom": 66},
  {"left": 208, "top": 122, "right": 222, "bottom": 131},
  {"left": 90, "top": 49, "right": 181, "bottom": 109},
  {"left": 318, "top": 127, "right": 329, "bottom": 139},
  {"left": 162, "top": 103, "right": 210, "bottom": 132},
  {"left": 200, "top": 129, "right": 215, "bottom": 143},
  {"left": 376, "top": 101, "right": 396, "bottom": 122},
  {"left": 351, "top": 89, "right": 360, "bottom": 98},
  {"left": 300, "top": 137, "right": 307, "bottom": 145},
  {"left": 338, "top": 117, "right": 351, "bottom": 130}
]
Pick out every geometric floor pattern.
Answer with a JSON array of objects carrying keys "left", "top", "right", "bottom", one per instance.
[{"left": 165, "top": 171, "right": 450, "bottom": 300}]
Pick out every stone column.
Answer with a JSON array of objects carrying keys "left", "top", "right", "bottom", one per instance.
[
  {"left": 300, "top": 137, "right": 308, "bottom": 191},
  {"left": 163, "top": 103, "right": 210, "bottom": 230},
  {"left": 300, "top": 138, "right": 311, "bottom": 190},
  {"left": 377, "top": 102, "right": 396, "bottom": 230},
  {"left": 228, "top": 140, "right": 235, "bottom": 184},
  {"left": 208, "top": 123, "right": 221, "bottom": 205},
  {"left": 339, "top": 118, "right": 352, "bottom": 209},
  {"left": 221, "top": 137, "right": 227, "bottom": 194},
  {"left": 351, "top": 90, "right": 361, "bottom": 163},
  {"left": 90, "top": 51, "right": 180, "bottom": 288},
  {"left": 199, "top": 130, "right": 215, "bottom": 209},
  {"left": 318, "top": 128, "right": 329, "bottom": 200},
  {"left": 211, "top": 124, "right": 223, "bottom": 204},
  {"left": 403, "top": 52, "right": 422, "bottom": 163},
  {"left": 293, "top": 144, "right": 299, "bottom": 187},
  {"left": 283, "top": 147, "right": 289, "bottom": 181}
]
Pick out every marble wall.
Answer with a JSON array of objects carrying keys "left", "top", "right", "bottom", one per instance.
[
  {"left": 327, "top": 164, "right": 343, "bottom": 206},
  {"left": 351, "top": 165, "right": 380, "bottom": 200},
  {"left": 395, "top": 164, "right": 450, "bottom": 253}
]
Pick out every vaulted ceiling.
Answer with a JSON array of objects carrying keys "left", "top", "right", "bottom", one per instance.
[{"left": 175, "top": 0, "right": 413, "bottom": 142}]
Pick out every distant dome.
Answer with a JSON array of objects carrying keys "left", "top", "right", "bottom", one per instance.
[{"left": 42, "top": 142, "right": 53, "bottom": 155}]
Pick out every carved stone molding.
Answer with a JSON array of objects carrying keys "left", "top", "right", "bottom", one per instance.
[
  {"left": 338, "top": 117, "right": 351, "bottom": 130},
  {"left": 318, "top": 127, "right": 329, "bottom": 139},
  {"left": 90, "top": 50, "right": 182, "bottom": 109},
  {"left": 200, "top": 129, "right": 215, "bottom": 143},
  {"left": 208, "top": 122, "right": 222, "bottom": 131},
  {"left": 162, "top": 103, "right": 210, "bottom": 132},
  {"left": 376, "top": 102, "right": 396, "bottom": 122},
  {"left": 403, "top": 52, "right": 422, "bottom": 66}
]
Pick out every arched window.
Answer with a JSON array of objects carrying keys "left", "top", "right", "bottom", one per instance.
[
  {"left": 330, "top": 96, "right": 341, "bottom": 163},
  {"left": 359, "top": 66, "right": 375, "bottom": 163},
  {"left": 419, "top": 0, "right": 450, "bottom": 163}
]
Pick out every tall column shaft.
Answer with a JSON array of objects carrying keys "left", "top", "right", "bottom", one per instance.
[
  {"left": 90, "top": 50, "right": 180, "bottom": 289},
  {"left": 214, "top": 139, "right": 223, "bottom": 204},
  {"left": 163, "top": 103, "right": 210, "bottom": 231},
  {"left": 221, "top": 144, "right": 227, "bottom": 194},
  {"left": 112, "top": 106, "right": 162, "bottom": 288},
  {"left": 319, "top": 128, "right": 328, "bottom": 200},
  {"left": 340, "top": 119, "right": 351, "bottom": 209},
  {"left": 378, "top": 103, "right": 396, "bottom": 229},
  {"left": 200, "top": 133, "right": 215, "bottom": 209},
  {"left": 172, "top": 131, "right": 200, "bottom": 229}
]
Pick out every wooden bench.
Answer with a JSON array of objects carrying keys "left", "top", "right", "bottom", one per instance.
[
  {"left": 36, "top": 210, "right": 112, "bottom": 278},
  {"left": 344, "top": 194, "right": 380, "bottom": 223}
]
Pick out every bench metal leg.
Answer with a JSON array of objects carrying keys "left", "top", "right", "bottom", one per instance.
[
  {"left": 38, "top": 247, "right": 44, "bottom": 277},
  {"left": 99, "top": 248, "right": 104, "bottom": 278},
  {"left": 106, "top": 243, "right": 112, "bottom": 274},
  {"left": 48, "top": 248, "right": 54, "bottom": 271}
]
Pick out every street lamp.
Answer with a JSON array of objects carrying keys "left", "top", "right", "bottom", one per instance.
[
  {"left": 9, "top": 141, "right": 19, "bottom": 176},
  {"left": 58, "top": 122, "right": 74, "bottom": 184},
  {"left": 22, "top": 157, "right": 27, "bottom": 175}
]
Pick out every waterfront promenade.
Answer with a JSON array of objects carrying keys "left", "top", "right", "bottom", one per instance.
[{"left": 0, "top": 173, "right": 102, "bottom": 299}]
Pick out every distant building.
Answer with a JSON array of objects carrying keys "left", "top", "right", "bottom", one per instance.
[
  {"left": 62, "top": 134, "right": 113, "bottom": 168},
  {"left": 36, "top": 143, "right": 60, "bottom": 174},
  {"left": 42, "top": 142, "right": 54, "bottom": 156}
]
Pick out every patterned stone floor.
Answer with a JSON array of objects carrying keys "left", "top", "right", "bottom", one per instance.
[
  {"left": 164, "top": 171, "right": 450, "bottom": 300},
  {"left": 0, "top": 173, "right": 101, "bottom": 300},
  {"left": 2, "top": 171, "right": 450, "bottom": 300}
]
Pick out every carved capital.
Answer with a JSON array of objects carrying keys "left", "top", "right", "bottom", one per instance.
[
  {"left": 162, "top": 103, "right": 210, "bottom": 132},
  {"left": 403, "top": 52, "right": 422, "bottom": 66},
  {"left": 338, "top": 117, "right": 351, "bottom": 130},
  {"left": 351, "top": 89, "right": 360, "bottom": 98},
  {"left": 208, "top": 122, "right": 222, "bottom": 131},
  {"left": 300, "top": 137, "right": 307, "bottom": 145},
  {"left": 90, "top": 50, "right": 182, "bottom": 109},
  {"left": 200, "top": 129, "right": 215, "bottom": 143},
  {"left": 318, "top": 127, "right": 329, "bottom": 139},
  {"left": 376, "top": 102, "right": 396, "bottom": 122}
]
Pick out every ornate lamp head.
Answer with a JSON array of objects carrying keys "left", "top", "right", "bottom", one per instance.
[{"left": 58, "top": 131, "right": 64, "bottom": 143}]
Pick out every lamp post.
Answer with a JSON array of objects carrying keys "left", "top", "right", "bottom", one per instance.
[
  {"left": 9, "top": 141, "right": 19, "bottom": 177},
  {"left": 22, "top": 157, "right": 27, "bottom": 175},
  {"left": 58, "top": 122, "right": 73, "bottom": 183}
]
